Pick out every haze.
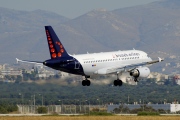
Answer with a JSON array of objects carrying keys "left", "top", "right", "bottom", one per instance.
[{"left": 0, "top": 0, "right": 158, "bottom": 18}]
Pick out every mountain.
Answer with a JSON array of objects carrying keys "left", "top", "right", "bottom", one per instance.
[
  {"left": 112, "top": 0, "right": 180, "bottom": 54},
  {"left": 53, "top": 0, "right": 180, "bottom": 57},
  {"left": 0, "top": 7, "right": 69, "bottom": 63},
  {"left": 0, "top": 7, "right": 69, "bottom": 32},
  {"left": 0, "top": 0, "right": 180, "bottom": 74}
]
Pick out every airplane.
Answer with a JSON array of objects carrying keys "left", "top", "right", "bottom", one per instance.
[{"left": 16, "top": 26, "right": 163, "bottom": 86}]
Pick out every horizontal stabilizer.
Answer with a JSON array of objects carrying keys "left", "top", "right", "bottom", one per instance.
[{"left": 16, "top": 58, "right": 43, "bottom": 65}]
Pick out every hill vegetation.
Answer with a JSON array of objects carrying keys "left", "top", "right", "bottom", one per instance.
[{"left": 0, "top": 79, "right": 179, "bottom": 106}]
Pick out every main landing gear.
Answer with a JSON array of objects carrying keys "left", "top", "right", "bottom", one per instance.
[
  {"left": 82, "top": 76, "right": 91, "bottom": 86},
  {"left": 113, "top": 73, "right": 123, "bottom": 86},
  {"left": 114, "top": 79, "right": 122, "bottom": 86}
]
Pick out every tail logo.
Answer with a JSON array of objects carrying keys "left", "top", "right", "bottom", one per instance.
[
  {"left": 46, "top": 30, "right": 65, "bottom": 59},
  {"left": 56, "top": 41, "right": 64, "bottom": 57}
]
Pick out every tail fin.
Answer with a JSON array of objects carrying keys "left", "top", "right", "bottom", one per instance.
[{"left": 45, "top": 26, "right": 69, "bottom": 59}]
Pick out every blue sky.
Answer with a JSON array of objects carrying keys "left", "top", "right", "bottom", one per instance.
[{"left": 0, "top": 0, "right": 159, "bottom": 18}]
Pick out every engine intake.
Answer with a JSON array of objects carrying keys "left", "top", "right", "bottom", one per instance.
[{"left": 130, "top": 67, "right": 150, "bottom": 78}]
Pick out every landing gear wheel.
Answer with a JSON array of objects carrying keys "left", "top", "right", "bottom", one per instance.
[
  {"left": 86, "top": 80, "right": 90, "bottom": 86},
  {"left": 82, "top": 80, "right": 91, "bottom": 86},
  {"left": 118, "top": 79, "right": 122, "bottom": 86},
  {"left": 114, "top": 79, "right": 123, "bottom": 86},
  {"left": 82, "top": 80, "right": 86, "bottom": 86},
  {"left": 114, "top": 80, "right": 118, "bottom": 86}
]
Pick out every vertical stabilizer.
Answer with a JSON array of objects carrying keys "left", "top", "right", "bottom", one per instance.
[{"left": 45, "top": 26, "right": 69, "bottom": 59}]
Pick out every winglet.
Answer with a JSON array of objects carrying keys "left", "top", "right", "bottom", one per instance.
[
  {"left": 16, "top": 58, "right": 20, "bottom": 63},
  {"left": 158, "top": 57, "right": 164, "bottom": 62}
]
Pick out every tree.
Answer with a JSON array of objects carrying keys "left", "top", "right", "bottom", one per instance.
[
  {"left": 15, "top": 75, "right": 22, "bottom": 83},
  {"left": 4, "top": 75, "right": 11, "bottom": 80},
  {"left": 0, "top": 103, "right": 17, "bottom": 114},
  {"left": 0, "top": 107, "right": 7, "bottom": 114},
  {"left": 130, "top": 105, "right": 157, "bottom": 114},
  {"left": 37, "top": 107, "right": 47, "bottom": 114},
  {"left": 113, "top": 104, "right": 130, "bottom": 113}
]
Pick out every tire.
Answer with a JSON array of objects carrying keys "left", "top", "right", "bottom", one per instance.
[
  {"left": 118, "top": 80, "right": 122, "bottom": 86},
  {"left": 114, "top": 80, "right": 118, "bottom": 86},
  {"left": 82, "top": 80, "right": 86, "bottom": 86},
  {"left": 86, "top": 80, "right": 90, "bottom": 86}
]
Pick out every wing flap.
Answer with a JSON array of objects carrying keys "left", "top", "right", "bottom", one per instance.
[
  {"left": 94, "top": 65, "right": 126, "bottom": 75},
  {"left": 94, "top": 57, "right": 164, "bottom": 75}
]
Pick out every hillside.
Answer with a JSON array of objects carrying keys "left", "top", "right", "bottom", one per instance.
[
  {"left": 0, "top": 7, "right": 69, "bottom": 62},
  {"left": 0, "top": 0, "right": 180, "bottom": 74}
]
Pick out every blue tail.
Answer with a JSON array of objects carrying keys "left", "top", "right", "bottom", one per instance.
[{"left": 45, "top": 26, "right": 69, "bottom": 59}]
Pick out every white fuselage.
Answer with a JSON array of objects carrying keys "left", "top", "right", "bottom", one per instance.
[{"left": 73, "top": 50, "right": 152, "bottom": 76}]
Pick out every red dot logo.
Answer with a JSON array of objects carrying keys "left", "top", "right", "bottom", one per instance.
[
  {"left": 50, "top": 45, "right": 53, "bottom": 48},
  {"left": 51, "top": 48, "right": 55, "bottom": 53},
  {"left": 49, "top": 41, "right": 52, "bottom": 44},
  {"left": 61, "top": 49, "right": 64, "bottom": 53},
  {"left": 56, "top": 41, "right": 61, "bottom": 45},
  {"left": 58, "top": 53, "right": 62, "bottom": 57},
  {"left": 52, "top": 53, "right": 57, "bottom": 58}
]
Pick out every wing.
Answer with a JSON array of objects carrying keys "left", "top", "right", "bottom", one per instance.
[
  {"left": 94, "top": 57, "right": 164, "bottom": 75},
  {"left": 16, "top": 58, "right": 43, "bottom": 65}
]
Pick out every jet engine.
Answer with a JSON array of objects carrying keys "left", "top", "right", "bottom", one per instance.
[{"left": 130, "top": 67, "right": 150, "bottom": 78}]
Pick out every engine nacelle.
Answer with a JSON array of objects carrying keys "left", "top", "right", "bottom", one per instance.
[{"left": 130, "top": 67, "right": 150, "bottom": 78}]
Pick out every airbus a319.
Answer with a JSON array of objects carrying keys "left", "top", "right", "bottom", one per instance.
[{"left": 16, "top": 26, "right": 163, "bottom": 86}]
